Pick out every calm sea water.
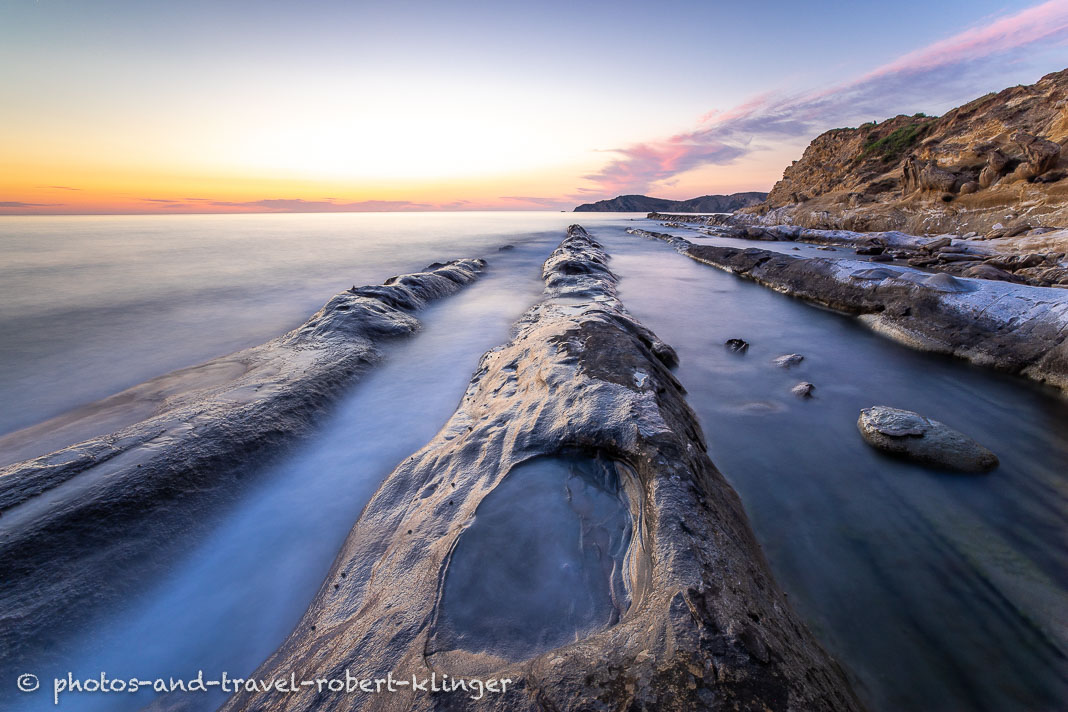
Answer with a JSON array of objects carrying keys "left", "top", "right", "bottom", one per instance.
[{"left": 2, "top": 214, "right": 1065, "bottom": 712}]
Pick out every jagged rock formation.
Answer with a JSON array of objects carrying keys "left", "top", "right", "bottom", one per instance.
[
  {"left": 574, "top": 192, "right": 767, "bottom": 213},
  {"left": 627, "top": 228, "right": 1068, "bottom": 392},
  {"left": 737, "top": 68, "right": 1068, "bottom": 236},
  {"left": 223, "top": 226, "right": 862, "bottom": 712},
  {"left": 0, "top": 259, "right": 485, "bottom": 666}
]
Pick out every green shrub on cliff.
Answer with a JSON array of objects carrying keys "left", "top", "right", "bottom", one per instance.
[{"left": 861, "top": 122, "right": 930, "bottom": 162}]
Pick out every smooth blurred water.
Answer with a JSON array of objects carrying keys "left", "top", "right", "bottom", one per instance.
[
  {"left": 0, "top": 212, "right": 633, "bottom": 436},
  {"left": 5, "top": 220, "right": 585, "bottom": 711},
  {"left": 602, "top": 225, "right": 1068, "bottom": 712},
  {"left": 2, "top": 215, "right": 1066, "bottom": 712}
]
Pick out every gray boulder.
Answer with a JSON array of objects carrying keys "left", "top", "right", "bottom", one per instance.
[{"left": 857, "top": 406, "right": 998, "bottom": 472}]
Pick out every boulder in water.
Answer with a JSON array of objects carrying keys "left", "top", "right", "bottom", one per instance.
[{"left": 857, "top": 406, "right": 998, "bottom": 472}]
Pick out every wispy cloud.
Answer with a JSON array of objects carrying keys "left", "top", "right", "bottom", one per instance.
[
  {"left": 204, "top": 198, "right": 433, "bottom": 212},
  {"left": 35, "top": 186, "right": 81, "bottom": 191},
  {"left": 583, "top": 0, "right": 1068, "bottom": 194},
  {"left": 0, "top": 201, "right": 60, "bottom": 208}
]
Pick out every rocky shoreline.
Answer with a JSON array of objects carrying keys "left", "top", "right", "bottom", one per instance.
[
  {"left": 0, "top": 258, "right": 484, "bottom": 665},
  {"left": 628, "top": 227, "right": 1068, "bottom": 393},
  {"left": 649, "top": 212, "right": 1068, "bottom": 289},
  {"left": 222, "top": 226, "right": 863, "bottom": 712}
]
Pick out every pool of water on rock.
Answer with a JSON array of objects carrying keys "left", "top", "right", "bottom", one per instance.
[{"left": 434, "top": 456, "right": 632, "bottom": 662}]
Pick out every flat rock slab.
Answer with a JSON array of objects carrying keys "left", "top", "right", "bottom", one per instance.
[{"left": 858, "top": 406, "right": 999, "bottom": 472}]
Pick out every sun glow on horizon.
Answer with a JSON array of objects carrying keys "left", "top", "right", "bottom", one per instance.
[{"left": 2, "top": 0, "right": 1065, "bottom": 214}]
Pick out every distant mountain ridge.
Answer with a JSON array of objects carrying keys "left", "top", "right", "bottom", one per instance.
[{"left": 573, "top": 192, "right": 768, "bottom": 213}]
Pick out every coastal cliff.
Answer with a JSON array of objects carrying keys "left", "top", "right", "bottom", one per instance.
[
  {"left": 222, "top": 226, "right": 863, "bottom": 712},
  {"left": 736, "top": 68, "right": 1068, "bottom": 238},
  {"left": 575, "top": 192, "right": 766, "bottom": 213}
]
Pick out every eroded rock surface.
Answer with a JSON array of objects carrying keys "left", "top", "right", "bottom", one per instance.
[
  {"left": 222, "top": 226, "right": 862, "bottom": 712},
  {"left": 858, "top": 406, "right": 999, "bottom": 472},
  {"left": 627, "top": 228, "right": 1068, "bottom": 392},
  {"left": 0, "top": 258, "right": 485, "bottom": 664}
]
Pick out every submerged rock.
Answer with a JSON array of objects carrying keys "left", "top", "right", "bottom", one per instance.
[
  {"left": 857, "top": 406, "right": 999, "bottom": 472},
  {"left": 725, "top": 338, "right": 750, "bottom": 353},
  {"left": 774, "top": 353, "right": 805, "bottom": 368},
  {"left": 0, "top": 258, "right": 485, "bottom": 664},
  {"left": 792, "top": 382, "right": 815, "bottom": 398},
  {"left": 222, "top": 226, "right": 862, "bottom": 712}
]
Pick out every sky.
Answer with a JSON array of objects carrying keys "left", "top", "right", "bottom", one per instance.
[{"left": 1, "top": 0, "right": 1067, "bottom": 214}]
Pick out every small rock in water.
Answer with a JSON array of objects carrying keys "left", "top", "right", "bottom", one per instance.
[
  {"left": 725, "top": 338, "right": 749, "bottom": 353},
  {"left": 774, "top": 353, "right": 804, "bottom": 368},
  {"left": 857, "top": 406, "right": 998, "bottom": 472},
  {"left": 498, "top": 244, "right": 515, "bottom": 251},
  {"left": 791, "top": 382, "right": 815, "bottom": 398}
]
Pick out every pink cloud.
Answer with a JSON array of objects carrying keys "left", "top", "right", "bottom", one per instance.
[{"left": 582, "top": 0, "right": 1068, "bottom": 195}]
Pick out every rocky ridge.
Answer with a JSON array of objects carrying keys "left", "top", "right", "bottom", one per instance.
[
  {"left": 0, "top": 258, "right": 485, "bottom": 666},
  {"left": 649, "top": 215, "right": 1068, "bottom": 289},
  {"left": 222, "top": 226, "right": 863, "bottom": 712},
  {"left": 575, "top": 192, "right": 767, "bottom": 213},
  {"left": 627, "top": 228, "right": 1068, "bottom": 392}
]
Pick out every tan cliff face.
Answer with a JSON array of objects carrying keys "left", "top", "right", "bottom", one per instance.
[{"left": 744, "top": 68, "right": 1068, "bottom": 237}]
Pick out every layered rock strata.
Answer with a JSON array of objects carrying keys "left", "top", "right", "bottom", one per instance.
[
  {"left": 0, "top": 259, "right": 485, "bottom": 663},
  {"left": 223, "top": 226, "right": 863, "bottom": 712},
  {"left": 628, "top": 228, "right": 1068, "bottom": 392}
]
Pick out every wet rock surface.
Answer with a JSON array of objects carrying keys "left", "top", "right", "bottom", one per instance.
[
  {"left": 222, "top": 226, "right": 862, "bottom": 712},
  {"left": 857, "top": 406, "right": 999, "bottom": 472},
  {"left": 0, "top": 258, "right": 485, "bottom": 664},
  {"left": 628, "top": 227, "right": 1068, "bottom": 392}
]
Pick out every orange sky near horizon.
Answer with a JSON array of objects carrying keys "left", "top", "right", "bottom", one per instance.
[
  {"left": 3, "top": 0, "right": 1065, "bottom": 215},
  {"left": 0, "top": 147, "right": 785, "bottom": 214}
]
